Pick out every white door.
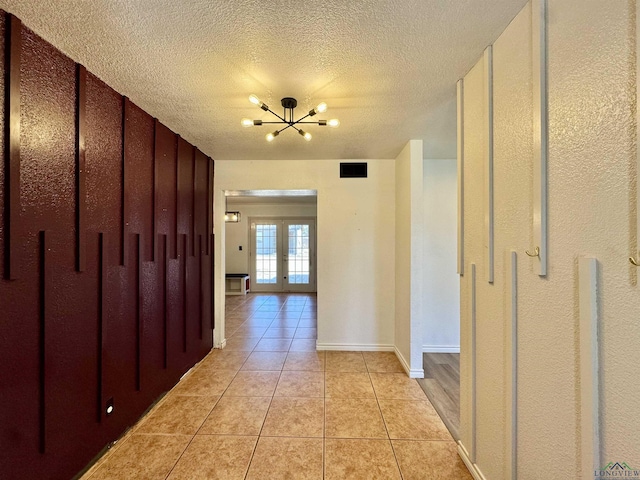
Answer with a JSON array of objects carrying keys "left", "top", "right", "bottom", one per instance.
[{"left": 250, "top": 217, "right": 316, "bottom": 292}]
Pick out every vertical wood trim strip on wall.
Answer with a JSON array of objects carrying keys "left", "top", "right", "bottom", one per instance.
[
  {"left": 457, "top": 79, "right": 464, "bottom": 276},
  {"left": 191, "top": 147, "right": 196, "bottom": 256},
  {"left": 636, "top": 0, "right": 640, "bottom": 269},
  {"left": 198, "top": 235, "right": 203, "bottom": 340},
  {"left": 135, "top": 234, "right": 142, "bottom": 391},
  {"left": 214, "top": 232, "right": 216, "bottom": 330},
  {"left": 5, "top": 14, "right": 21, "bottom": 280},
  {"left": 469, "top": 263, "right": 477, "bottom": 463},
  {"left": 38, "top": 230, "right": 46, "bottom": 453},
  {"left": 120, "top": 97, "right": 130, "bottom": 266},
  {"left": 532, "top": 0, "right": 548, "bottom": 276},
  {"left": 152, "top": 120, "right": 158, "bottom": 262},
  {"left": 173, "top": 137, "right": 179, "bottom": 260},
  {"left": 97, "top": 233, "right": 106, "bottom": 422},
  {"left": 578, "top": 257, "right": 600, "bottom": 477},
  {"left": 161, "top": 234, "right": 168, "bottom": 368},
  {"left": 181, "top": 234, "right": 187, "bottom": 353},
  {"left": 207, "top": 159, "right": 212, "bottom": 255},
  {"left": 75, "top": 65, "right": 87, "bottom": 272},
  {"left": 506, "top": 251, "right": 518, "bottom": 479},
  {"left": 483, "top": 46, "right": 494, "bottom": 284}
]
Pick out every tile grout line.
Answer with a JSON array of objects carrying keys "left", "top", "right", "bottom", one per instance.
[
  {"left": 367, "top": 361, "right": 406, "bottom": 480},
  {"left": 163, "top": 315, "right": 260, "bottom": 480}
]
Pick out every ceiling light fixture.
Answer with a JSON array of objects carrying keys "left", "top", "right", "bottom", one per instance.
[{"left": 241, "top": 95, "right": 339, "bottom": 141}]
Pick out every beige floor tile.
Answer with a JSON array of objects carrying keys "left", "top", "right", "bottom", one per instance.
[
  {"left": 378, "top": 399, "right": 452, "bottom": 440},
  {"left": 241, "top": 351, "right": 287, "bottom": 371},
  {"left": 246, "top": 437, "right": 323, "bottom": 480},
  {"left": 294, "top": 327, "right": 317, "bottom": 338},
  {"left": 167, "top": 435, "right": 258, "bottom": 480},
  {"left": 248, "top": 311, "right": 278, "bottom": 319},
  {"left": 298, "top": 318, "right": 317, "bottom": 328},
  {"left": 198, "top": 350, "right": 250, "bottom": 371},
  {"left": 89, "top": 434, "right": 191, "bottom": 480},
  {"left": 171, "top": 369, "right": 236, "bottom": 396},
  {"left": 392, "top": 440, "right": 473, "bottom": 480},
  {"left": 324, "top": 438, "right": 402, "bottom": 480},
  {"left": 224, "top": 336, "right": 261, "bottom": 351},
  {"left": 283, "top": 351, "right": 325, "bottom": 371},
  {"left": 370, "top": 373, "right": 428, "bottom": 400},
  {"left": 270, "top": 318, "right": 300, "bottom": 328},
  {"left": 225, "top": 318, "right": 245, "bottom": 330},
  {"left": 274, "top": 310, "right": 303, "bottom": 318},
  {"left": 198, "top": 396, "right": 271, "bottom": 435},
  {"left": 261, "top": 397, "right": 324, "bottom": 437},
  {"left": 229, "top": 326, "right": 267, "bottom": 338},
  {"left": 325, "top": 372, "right": 375, "bottom": 398},
  {"left": 137, "top": 395, "right": 218, "bottom": 435},
  {"left": 224, "top": 371, "right": 281, "bottom": 397},
  {"left": 263, "top": 327, "right": 296, "bottom": 338},
  {"left": 289, "top": 338, "right": 316, "bottom": 352},
  {"left": 254, "top": 337, "right": 293, "bottom": 352},
  {"left": 363, "top": 351, "right": 405, "bottom": 373},
  {"left": 325, "top": 351, "right": 367, "bottom": 372},
  {"left": 325, "top": 398, "right": 388, "bottom": 439},
  {"left": 256, "top": 306, "right": 283, "bottom": 313},
  {"left": 244, "top": 319, "right": 276, "bottom": 329},
  {"left": 275, "top": 371, "right": 324, "bottom": 397}
]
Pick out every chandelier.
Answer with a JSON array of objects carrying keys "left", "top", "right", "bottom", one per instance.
[{"left": 241, "top": 95, "right": 340, "bottom": 142}]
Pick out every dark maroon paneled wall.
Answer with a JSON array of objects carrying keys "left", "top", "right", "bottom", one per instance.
[{"left": 0, "top": 12, "right": 214, "bottom": 480}]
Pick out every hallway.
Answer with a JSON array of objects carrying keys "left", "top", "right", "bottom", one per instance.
[{"left": 82, "top": 293, "right": 471, "bottom": 479}]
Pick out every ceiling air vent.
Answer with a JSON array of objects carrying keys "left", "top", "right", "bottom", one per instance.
[{"left": 340, "top": 162, "right": 367, "bottom": 178}]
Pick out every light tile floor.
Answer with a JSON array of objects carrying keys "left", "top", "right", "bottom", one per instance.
[{"left": 83, "top": 293, "right": 472, "bottom": 479}]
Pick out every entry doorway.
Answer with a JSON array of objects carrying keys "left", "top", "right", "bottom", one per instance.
[{"left": 250, "top": 217, "right": 316, "bottom": 293}]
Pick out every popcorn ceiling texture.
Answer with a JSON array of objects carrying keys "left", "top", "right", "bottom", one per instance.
[
  {"left": 0, "top": 0, "right": 527, "bottom": 160},
  {"left": 461, "top": 1, "right": 639, "bottom": 478}
]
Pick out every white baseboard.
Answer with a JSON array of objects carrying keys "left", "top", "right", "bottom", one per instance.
[
  {"left": 316, "top": 343, "right": 395, "bottom": 352},
  {"left": 457, "top": 441, "right": 488, "bottom": 480},
  {"left": 422, "top": 345, "right": 461, "bottom": 353},
  {"left": 394, "top": 346, "right": 425, "bottom": 378},
  {"left": 217, "top": 338, "right": 227, "bottom": 349}
]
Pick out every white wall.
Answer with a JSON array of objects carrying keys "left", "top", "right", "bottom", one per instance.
[
  {"left": 214, "top": 159, "right": 396, "bottom": 351},
  {"left": 422, "top": 159, "right": 459, "bottom": 352},
  {"left": 224, "top": 202, "right": 317, "bottom": 274},
  {"left": 459, "top": 1, "right": 640, "bottom": 479},
  {"left": 394, "top": 140, "right": 424, "bottom": 377}
]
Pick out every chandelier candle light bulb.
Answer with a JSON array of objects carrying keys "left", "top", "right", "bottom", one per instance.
[{"left": 243, "top": 94, "right": 339, "bottom": 141}]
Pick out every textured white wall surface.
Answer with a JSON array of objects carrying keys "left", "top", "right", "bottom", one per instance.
[
  {"left": 215, "top": 159, "right": 396, "bottom": 350},
  {"left": 460, "top": 55, "right": 485, "bottom": 466},
  {"left": 422, "top": 159, "right": 459, "bottom": 352},
  {"left": 224, "top": 202, "right": 317, "bottom": 274},
  {"left": 460, "top": 1, "right": 639, "bottom": 478}
]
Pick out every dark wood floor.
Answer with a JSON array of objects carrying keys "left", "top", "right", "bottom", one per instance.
[{"left": 416, "top": 353, "right": 460, "bottom": 440}]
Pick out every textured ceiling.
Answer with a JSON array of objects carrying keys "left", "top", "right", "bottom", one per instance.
[{"left": 0, "top": 0, "right": 527, "bottom": 160}]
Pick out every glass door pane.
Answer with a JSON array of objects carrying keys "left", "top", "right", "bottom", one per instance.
[
  {"left": 287, "top": 224, "right": 310, "bottom": 284},
  {"left": 250, "top": 217, "right": 315, "bottom": 293},
  {"left": 283, "top": 219, "right": 315, "bottom": 292},
  {"left": 252, "top": 222, "right": 282, "bottom": 291}
]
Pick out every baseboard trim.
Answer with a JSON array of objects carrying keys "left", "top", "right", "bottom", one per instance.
[
  {"left": 394, "top": 346, "right": 424, "bottom": 378},
  {"left": 422, "top": 345, "right": 461, "bottom": 353},
  {"left": 316, "top": 343, "right": 394, "bottom": 352},
  {"left": 217, "top": 338, "right": 227, "bottom": 349},
  {"left": 457, "top": 441, "right": 488, "bottom": 480}
]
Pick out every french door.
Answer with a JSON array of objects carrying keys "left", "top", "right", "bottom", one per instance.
[{"left": 250, "top": 217, "right": 316, "bottom": 292}]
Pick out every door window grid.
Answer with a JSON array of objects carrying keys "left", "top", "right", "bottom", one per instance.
[
  {"left": 288, "top": 224, "right": 310, "bottom": 284},
  {"left": 256, "top": 224, "right": 277, "bottom": 284}
]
